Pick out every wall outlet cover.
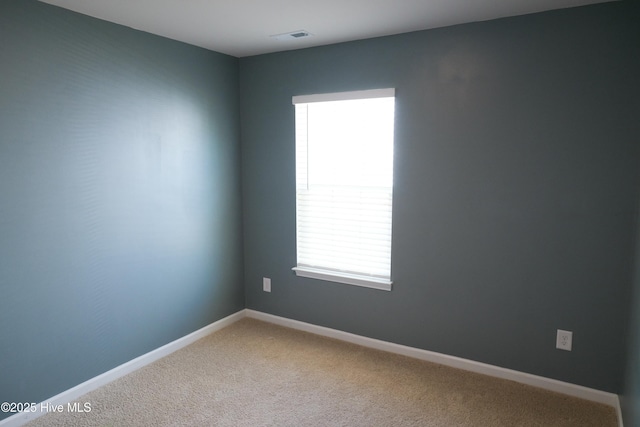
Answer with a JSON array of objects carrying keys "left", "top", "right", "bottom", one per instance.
[{"left": 556, "top": 329, "right": 573, "bottom": 351}]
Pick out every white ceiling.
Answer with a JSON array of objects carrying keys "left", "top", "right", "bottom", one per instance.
[{"left": 39, "top": 0, "right": 613, "bottom": 58}]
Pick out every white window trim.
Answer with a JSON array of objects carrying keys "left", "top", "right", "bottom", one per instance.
[
  {"left": 292, "top": 266, "right": 392, "bottom": 291},
  {"left": 292, "top": 88, "right": 395, "bottom": 292}
]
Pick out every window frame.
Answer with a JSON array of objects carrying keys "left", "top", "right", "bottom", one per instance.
[{"left": 291, "top": 88, "right": 395, "bottom": 292}]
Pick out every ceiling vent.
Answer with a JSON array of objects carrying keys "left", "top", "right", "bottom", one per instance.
[{"left": 271, "top": 30, "right": 313, "bottom": 41}]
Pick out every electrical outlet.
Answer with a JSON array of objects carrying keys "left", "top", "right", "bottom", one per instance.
[
  {"left": 263, "top": 277, "right": 271, "bottom": 293},
  {"left": 556, "top": 329, "right": 572, "bottom": 351}
]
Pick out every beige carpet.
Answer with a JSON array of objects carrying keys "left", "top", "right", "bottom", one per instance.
[{"left": 27, "top": 318, "right": 617, "bottom": 426}]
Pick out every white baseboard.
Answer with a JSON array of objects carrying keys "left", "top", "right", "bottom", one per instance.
[
  {"left": 245, "top": 309, "right": 623, "bottom": 426},
  {"left": 0, "top": 310, "right": 245, "bottom": 427},
  {"left": 1, "top": 308, "right": 623, "bottom": 427}
]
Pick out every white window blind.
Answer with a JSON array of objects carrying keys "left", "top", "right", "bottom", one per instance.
[{"left": 292, "top": 89, "right": 395, "bottom": 291}]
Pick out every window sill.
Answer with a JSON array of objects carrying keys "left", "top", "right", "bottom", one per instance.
[{"left": 292, "top": 266, "right": 392, "bottom": 291}]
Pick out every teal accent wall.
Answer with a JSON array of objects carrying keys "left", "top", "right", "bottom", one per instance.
[
  {"left": 0, "top": 1, "right": 243, "bottom": 417},
  {"left": 240, "top": 1, "right": 640, "bottom": 393}
]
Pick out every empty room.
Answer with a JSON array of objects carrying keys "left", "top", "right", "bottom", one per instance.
[{"left": 1, "top": 0, "right": 639, "bottom": 425}]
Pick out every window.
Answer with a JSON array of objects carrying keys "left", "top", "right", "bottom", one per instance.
[{"left": 292, "top": 88, "right": 395, "bottom": 291}]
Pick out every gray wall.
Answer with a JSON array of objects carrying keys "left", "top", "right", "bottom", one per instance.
[
  {"left": 623, "top": 93, "right": 640, "bottom": 424},
  {"left": 0, "top": 1, "right": 243, "bottom": 417},
  {"left": 619, "top": 4, "right": 640, "bottom": 424},
  {"left": 623, "top": 233, "right": 640, "bottom": 427},
  {"left": 240, "top": 1, "right": 640, "bottom": 393}
]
